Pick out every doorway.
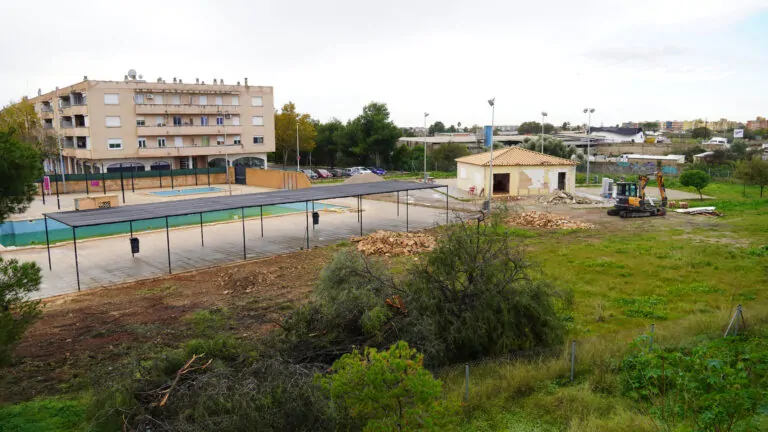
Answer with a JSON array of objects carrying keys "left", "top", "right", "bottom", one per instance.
[
  {"left": 492, "top": 173, "right": 510, "bottom": 195},
  {"left": 234, "top": 165, "right": 247, "bottom": 185},
  {"left": 558, "top": 172, "right": 566, "bottom": 191}
]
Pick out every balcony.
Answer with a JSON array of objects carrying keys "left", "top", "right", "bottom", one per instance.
[
  {"left": 61, "top": 104, "right": 88, "bottom": 115},
  {"left": 135, "top": 104, "right": 241, "bottom": 115},
  {"left": 62, "top": 148, "right": 92, "bottom": 159},
  {"left": 137, "top": 124, "right": 242, "bottom": 136},
  {"left": 40, "top": 109, "right": 54, "bottom": 119},
  {"left": 63, "top": 127, "right": 90, "bottom": 136},
  {"left": 137, "top": 143, "right": 246, "bottom": 157}
]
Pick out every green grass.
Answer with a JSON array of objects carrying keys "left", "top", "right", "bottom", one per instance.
[{"left": 0, "top": 397, "right": 88, "bottom": 432}]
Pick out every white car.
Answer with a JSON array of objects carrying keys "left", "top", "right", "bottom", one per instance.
[{"left": 350, "top": 167, "right": 372, "bottom": 175}]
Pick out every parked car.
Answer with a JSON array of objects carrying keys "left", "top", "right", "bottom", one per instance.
[
  {"left": 302, "top": 169, "right": 318, "bottom": 179},
  {"left": 356, "top": 168, "right": 372, "bottom": 175},
  {"left": 329, "top": 169, "right": 344, "bottom": 177},
  {"left": 368, "top": 167, "right": 387, "bottom": 175},
  {"left": 315, "top": 168, "right": 332, "bottom": 178},
  {"left": 341, "top": 168, "right": 356, "bottom": 176}
]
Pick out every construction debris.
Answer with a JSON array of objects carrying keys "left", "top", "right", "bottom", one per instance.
[
  {"left": 508, "top": 211, "right": 595, "bottom": 229},
  {"left": 674, "top": 207, "right": 722, "bottom": 216},
  {"left": 668, "top": 201, "right": 689, "bottom": 209},
  {"left": 537, "top": 191, "right": 597, "bottom": 205},
  {"left": 352, "top": 230, "right": 436, "bottom": 256}
]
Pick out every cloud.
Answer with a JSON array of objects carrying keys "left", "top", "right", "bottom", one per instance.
[{"left": 584, "top": 45, "right": 686, "bottom": 66}]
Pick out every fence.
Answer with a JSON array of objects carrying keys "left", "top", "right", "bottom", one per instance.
[
  {"left": 450, "top": 304, "right": 749, "bottom": 404},
  {"left": 576, "top": 163, "right": 734, "bottom": 182}
]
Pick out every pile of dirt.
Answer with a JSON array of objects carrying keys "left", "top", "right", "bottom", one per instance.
[
  {"left": 508, "top": 211, "right": 595, "bottom": 229},
  {"left": 537, "top": 190, "right": 597, "bottom": 205},
  {"left": 343, "top": 173, "right": 384, "bottom": 185},
  {"left": 352, "top": 230, "right": 436, "bottom": 256}
]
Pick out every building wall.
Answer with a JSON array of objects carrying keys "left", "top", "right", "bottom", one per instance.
[
  {"left": 244, "top": 168, "right": 311, "bottom": 189},
  {"left": 592, "top": 131, "right": 644, "bottom": 143},
  {"left": 457, "top": 163, "right": 576, "bottom": 196}
]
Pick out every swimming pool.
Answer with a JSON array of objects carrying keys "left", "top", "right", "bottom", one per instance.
[
  {"left": 0, "top": 202, "right": 345, "bottom": 247},
  {"left": 149, "top": 187, "right": 225, "bottom": 197}
]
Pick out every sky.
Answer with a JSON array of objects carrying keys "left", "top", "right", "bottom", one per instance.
[{"left": 1, "top": 0, "right": 767, "bottom": 128}]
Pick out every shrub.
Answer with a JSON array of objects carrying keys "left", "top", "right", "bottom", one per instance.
[
  {"left": 0, "top": 257, "right": 42, "bottom": 365},
  {"left": 319, "top": 341, "right": 459, "bottom": 431},
  {"left": 679, "top": 169, "right": 711, "bottom": 199},
  {"left": 403, "top": 215, "right": 567, "bottom": 366}
]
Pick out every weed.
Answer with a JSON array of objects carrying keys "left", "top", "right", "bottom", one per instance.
[
  {"left": 0, "top": 396, "right": 88, "bottom": 432},
  {"left": 613, "top": 296, "right": 668, "bottom": 320},
  {"left": 137, "top": 283, "right": 177, "bottom": 296},
  {"left": 667, "top": 282, "right": 723, "bottom": 296},
  {"left": 186, "top": 307, "right": 232, "bottom": 337}
]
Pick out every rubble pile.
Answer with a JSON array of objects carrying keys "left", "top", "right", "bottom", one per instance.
[
  {"left": 508, "top": 211, "right": 595, "bottom": 230},
  {"left": 537, "top": 191, "right": 597, "bottom": 205},
  {"left": 352, "top": 230, "right": 436, "bottom": 256}
]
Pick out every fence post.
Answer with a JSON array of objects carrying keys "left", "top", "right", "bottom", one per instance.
[
  {"left": 734, "top": 304, "right": 742, "bottom": 335},
  {"left": 464, "top": 363, "right": 470, "bottom": 402},
  {"left": 159, "top": 170, "right": 163, "bottom": 188},
  {"left": 648, "top": 323, "right": 655, "bottom": 353},
  {"left": 101, "top": 171, "right": 106, "bottom": 195},
  {"left": 570, "top": 340, "right": 576, "bottom": 383}
]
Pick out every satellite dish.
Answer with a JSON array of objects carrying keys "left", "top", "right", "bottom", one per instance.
[{"left": 127, "top": 69, "right": 137, "bottom": 79}]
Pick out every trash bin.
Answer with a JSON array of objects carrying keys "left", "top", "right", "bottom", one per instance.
[
  {"left": 130, "top": 237, "right": 140, "bottom": 254},
  {"left": 312, "top": 211, "right": 320, "bottom": 225}
]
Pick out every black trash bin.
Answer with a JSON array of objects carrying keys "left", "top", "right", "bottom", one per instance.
[
  {"left": 312, "top": 211, "right": 320, "bottom": 225},
  {"left": 130, "top": 237, "right": 140, "bottom": 254}
]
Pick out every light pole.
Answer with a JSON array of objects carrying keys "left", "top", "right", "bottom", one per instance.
[
  {"left": 296, "top": 120, "right": 300, "bottom": 172},
  {"left": 487, "top": 98, "right": 495, "bottom": 210},
  {"left": 423, "top": 112, "right": 429, "bottom": 182},
  {"left": 540, "top": 111, "right": 548, "bottom": 153},
  {"left": 583, "top": 108, "right": 595, "bottom": 184}
]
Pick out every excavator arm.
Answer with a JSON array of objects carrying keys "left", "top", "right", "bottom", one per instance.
[
  {"left": 638, "top": 175, "right": 649, "bottom": 201},
  {"left": 656, "top": 171, "right": 667, "bottom": 208}
]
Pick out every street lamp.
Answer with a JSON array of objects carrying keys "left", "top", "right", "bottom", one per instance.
[
  {"left": 486, "top": 98, "right": 495, "bottom": 210},
  {"left": 540, "top": 111, "right": 548, "bottom": 153},
  {"left": 583, "top": 108, "right": 595, "bottom": 184},
  {"left": 423, "top": 112, "right": 429, "bottom": 182}
]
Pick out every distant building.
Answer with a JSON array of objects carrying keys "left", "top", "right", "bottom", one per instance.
[
  {"left": 660, "top": 121, "right": 684, "bottom": 131},
  {"left": 747, "top": 117, "right": 767, "bottom": 130},
  {"left": 588, "top": 127, "right": 644, "bottom": 143}
]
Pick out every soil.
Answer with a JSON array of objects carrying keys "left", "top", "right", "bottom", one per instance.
[{"left": 0, "top": 248, "right": 335, "bottom": 404}]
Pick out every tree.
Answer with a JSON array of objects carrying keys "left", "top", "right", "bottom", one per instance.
[
  {"left": 319, "top": 341, "right": 458, "bottom": 431},
  {"left": 0, "top": 257, "right": 42, "bottom": 365},
  {"left": 523, "top": 136, "right": 575, "bottom": 159},
  {"left": 735, "top": 157, "right": 768, "bottom": 197},
  {"left": 314, "top": 118, "right": 346, "bottom": 167},
  {"left": 680, "top": 169, "right": 711, "bottom": 199},
  {"left": 561, "top": 121, "right": 571, "bottom": 131},
  {"left": 446, "top": 124, "right": 456, "bottom": 133},
  {"left": 430, "top": 142, "right": 469, "bottom": 172},
  {"left": 274, "top": 102, "right": 317, "bottom": 168},
  {"left": 427, "top": 121, "right": 445, "bottom": 136},
  {"left": 345, "top": 102, "right": 401, "bottom": 167},
  {"left": 518, "top": 121, "right": 554, "bottom": 135},
  {"left": 691, "top": 127, "right": 712, "bottom": 140},
  {"left": 641, "top": 121, "right": 659, "bottom": 132},
  {"left": 730, "top": 139, "right": 748, "bottom": 160},
  {"left": 0, "top": 131, "right": 43, "bottom": 223}
]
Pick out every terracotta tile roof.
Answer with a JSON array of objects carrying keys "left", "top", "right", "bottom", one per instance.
[{"left": 455, "top": 146, "right": 577, "bottom": 166}]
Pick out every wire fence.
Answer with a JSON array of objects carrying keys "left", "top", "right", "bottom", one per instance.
[{"left": 447, "top": 304, "right": 749, "bottom": 403}]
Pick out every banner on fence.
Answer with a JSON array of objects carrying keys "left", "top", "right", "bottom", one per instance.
[{"left": 43, "top": 176, "right": 51, "bottom": 194}]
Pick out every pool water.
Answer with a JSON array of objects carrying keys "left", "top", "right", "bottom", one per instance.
[
  {"left": 150, "top": 187, "right": 224, "bottom": 197},
  {"left": 0, "top": 202, "right": 344, "bottom": 247}
]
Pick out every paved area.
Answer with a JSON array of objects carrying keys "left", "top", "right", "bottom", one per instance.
[
  {"left": 17, "top": 184, "right": 273, "bottom": 220},
  {"left": 576, "top": 187, "right": 713, "bottom": 200},
  {"left": 2, "top": 198, "right": 450, "bottom": 299}
]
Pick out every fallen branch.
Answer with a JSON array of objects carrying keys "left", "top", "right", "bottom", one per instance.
[{"left": 157, "top": 354, "right": 212, "bottom": 407}]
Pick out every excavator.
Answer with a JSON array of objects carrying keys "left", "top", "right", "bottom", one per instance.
[{"left": 607, "top": 171, "right": 668, "bottom": 218}]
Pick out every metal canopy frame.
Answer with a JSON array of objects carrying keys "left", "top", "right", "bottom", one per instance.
[{"left": 42, "top": 180, "right": 449, "bottom": 292}]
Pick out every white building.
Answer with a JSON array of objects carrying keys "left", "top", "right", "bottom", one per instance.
[{"left": 589, "top": 127, "right": 644, "bottom": 143}]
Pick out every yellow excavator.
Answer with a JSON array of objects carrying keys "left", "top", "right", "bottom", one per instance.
[{"left": 607, "top": 171, "right": 668, "bottom": 218}]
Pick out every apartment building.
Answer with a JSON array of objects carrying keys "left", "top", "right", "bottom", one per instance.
[
  {"left": 30, "top": 73, "right": 275, "bottom": 174},
  {"left": 747, "top": 116, "right": 767, "bottom": 130}
]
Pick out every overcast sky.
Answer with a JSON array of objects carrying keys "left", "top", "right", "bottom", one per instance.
[{"left": 1, "top": 0, "right": 767, "bottom": 128}]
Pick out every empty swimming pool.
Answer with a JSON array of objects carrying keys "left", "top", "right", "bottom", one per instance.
[{"left": 149, "top": 187, "right": 225, "bottom": 197}]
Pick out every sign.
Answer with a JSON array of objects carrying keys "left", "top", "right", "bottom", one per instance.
[
  {"left": 734, "top": 129, "right": 744, "bottom": 138},
  {"left": 297, "top": 155, "right": 301, "bottom": 161},
  {"left": 43, "top": 176, "right": 51, "bottom": 193},
  {"left": 91, "top": 180, "right": 100, "bottom": 187},
  {"left": 484, "top": 125, "right": 493, "bottom": 147}
]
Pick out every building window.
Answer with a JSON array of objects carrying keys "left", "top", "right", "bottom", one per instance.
[
  {"left": 216, "top": 116, "right": 224, "bottom": 125},
  {"left": 234, "top": 135, "right": 241, "bottom": 145},
  {"left": 104, "top": 93, "right": 119, "bottom": 105},
  {"left": 173, "top": 116, "right": 182, "bottom": 126},
  {"left": 156, "top": 116, "right": 165, "bottom": 126},
  {"left": 251, "top": 96, "right": 263, "bottom": 107},
  {"left": 232, "top": 116, "right": 240, "bottom": 126},
  {"left": 138, "top": 137, "right": 147, "bottom": 148},
  {"left": 215, "top": 96, "right": 223, "bottom": 105},
  {"left": 107, "top": 138, "right": 123, "bottom": 150},
  {"left": 136, "top": 117, "right": 145, "bottom": 126},
  {"left": 172, "top": 95, "right": 180, "bottom": 104},
  {"left": 216, "top": 136, "right": 224, "bottom": 145},
  {"left": 199, "top": 95, "right": 207, "bottom": 105},
  {"left": 158, "top": 137, "right": 166, "bottom": 148},
  {"left": 201, "top": 116, "right": 209, "bottom": 126},
  {"left": 201, "top": 136, "right": 210, "bottom": 146},
  {"left": 174, "top": 137, "right": 183, "bottom": 147},
  {"left": 252, "top": 116, "right": 263, "bottom": 126},
  {"left": 134, "top": 94, "right": 144, "bottom": 104},
  {"left": 253, "top": 136, "right": 264, "bottom": 144},
  {"left": 231, "top": 96, "right": 239, "bottom": 106},
  {"left": 105, "top": 116, "right": 121, "bottom": 127},
  {"left": 154, "top": 94, "right": 164, "bottom": 104},
  {"left": 180, "top": 158, "right": 190, "bottom": 169}
]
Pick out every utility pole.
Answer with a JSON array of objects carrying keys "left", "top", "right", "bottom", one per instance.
[
  {"left": 584, "top": 108, "right": 595, "bottom": 184},
  {"left": 541, "top": 111, "right": 548, "bottom": 153},
  {"left": 296, "top": 120, "right": 300, "bottom": 172},
  {"left": 423, "top": 112, "right": 429, "bottom": 182},
  {"left": 487, "top": 98, "right": 495, "bottom": 210}
]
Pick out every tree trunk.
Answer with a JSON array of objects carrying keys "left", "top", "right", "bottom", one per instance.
[
  {"left": 761, "top": 185, "right": 764, "bottom": 198},
  {"left": 699, "top": 189, "right": 703, "bottom": 200}
]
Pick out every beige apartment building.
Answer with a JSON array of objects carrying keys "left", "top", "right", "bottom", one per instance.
[{"left": 30, "top": 73, "right": 275, "bottom": 173}]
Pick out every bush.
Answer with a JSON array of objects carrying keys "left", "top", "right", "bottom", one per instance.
[
  {"left": 403, "top": 214, "right": 567, "bottom": 366},
  {"left": 679, "top": 169, "right": 711, "bottom": 199},
  {"left": 319, "top": 341, "right": 459, "bottom": 431},
  {"left": 0, "top": 257, "right": 42, "bottom": 365}
]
